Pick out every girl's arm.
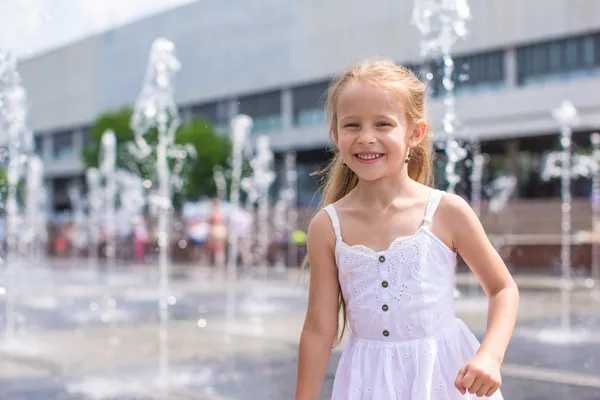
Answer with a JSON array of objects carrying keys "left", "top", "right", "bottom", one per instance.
[
  {"left": 295, "top": 210, "right": 341, "bottom": 400},
  {"left": 439, "top": 194, "right": 519, "bottom": 396}
]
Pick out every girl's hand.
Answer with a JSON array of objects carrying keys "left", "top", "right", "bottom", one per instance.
[{"left": 454, "top": 352, "right": 502, "bottom": 397}]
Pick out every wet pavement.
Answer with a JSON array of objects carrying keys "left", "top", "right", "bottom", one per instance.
[{"left": 0, "top": 260, "right": 599, "bottom": 399}]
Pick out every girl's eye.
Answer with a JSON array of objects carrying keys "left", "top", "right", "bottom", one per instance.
[
  {"left": 377, "top": 122, "right": 391, "bottom": 127},
  {"left": 344, "top": 123, "right": 359, "bottom": 128}
]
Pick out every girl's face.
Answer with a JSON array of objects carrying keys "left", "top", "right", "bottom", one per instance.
[{"left": 334, "top": 80, "right": 416, "bottom": 182}]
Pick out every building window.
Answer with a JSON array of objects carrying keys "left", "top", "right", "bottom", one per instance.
[
  {"left": 34, "top": 135, "right": 43, "bottom": 155},
  {"left": 429, "top": 50, "right": 505, "bottom": 96},
  {"left": 53, "top": 131, "right": 74, "bottom": 160},
  {"left": 517, "top": 32, "right": 600, "bottom": 85},
  {"left": 238, "top": 90, "right": 282, "bottom": 134},
  {"left": 188, "top": 100, "right": 229, "bottom": 132},
  {"left": 293, "top": 81, "right": 329, "bottom": 127}
]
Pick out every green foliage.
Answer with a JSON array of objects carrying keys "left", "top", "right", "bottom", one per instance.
[
  {"left": 0, "top": 167, "right": 25, "bottom": 213},
  {"left": 82, "top": 106, "right": 232, "bottom": 205}
]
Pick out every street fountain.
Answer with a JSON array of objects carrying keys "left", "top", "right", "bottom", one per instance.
[
  {"left": 241, "top": 135, "right": 276, "bottom": 277},
  {"left": 24, "top": 155, "right": 47, "bottom": 261},
  {"left": 272, "top": 151, "right": 298, "bottom": 269},
  {"left": 468, "top": 140, "right": 485, "bottom": 218},
  {"left": 213, "top": 164, "right": 227, "bottom": 202},
  {"left": 487, "top": 175, "right": 518, "bottom": 215},
  {"left": 465, "top": 141, "right": 486, "bottom": 298},
  {"left": 0, "top": 49, "right": 35, "bottom": 346},
  {"left": 412, "top": 0, "right": 471, "bottom": 299},
  {"left": 534, "top": 100, "right": 597, "bottom": 343},
  {"left": 128, "top": 37, "right": 194, "bottom": 391},
  {"left": 412, "top": 0, "right": 471, "bottom": 194},
  {"left": 115, "top": 169, "right": 147, "bottom": 243},
  {"left": 98, "top": 130, "right": 118, "bottom": 326},
  {"left": 69, "top": 37, "right": 196, "bottom": 399},
  {"left": 67, "top": 186, "right": 87, "bottom": 259},
  {"left": 86, "top": 167, "right": 102, "bottom": 273},
  {"left": 283, "top": 151, "right": 299, "bottom": 267},
  {"left": 226, "top": 114, "right": 253, "bottom": 282}
]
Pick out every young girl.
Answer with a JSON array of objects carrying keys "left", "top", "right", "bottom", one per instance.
[{"left": 295, "top": 59, "right": 519, "bottom": 399}]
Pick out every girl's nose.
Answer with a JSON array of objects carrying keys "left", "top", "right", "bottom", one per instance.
[{"left": 357, "top": 129, "right": 376, "bottom": 144}]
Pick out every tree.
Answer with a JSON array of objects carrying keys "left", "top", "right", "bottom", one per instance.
[{"left": 82, "top": 106, "right": 232, "bottom": 204}]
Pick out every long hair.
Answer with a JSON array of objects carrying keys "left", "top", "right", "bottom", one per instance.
[{"left": 305, "top": 58, "right": 433, "bottom": 346}]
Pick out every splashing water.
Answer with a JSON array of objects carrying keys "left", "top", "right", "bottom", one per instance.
[
  {"left": 0, "top": 49, "right": 35, "bottom": 343},
  {"left": 412, "top": 0, "right": 471, "bottom": 193},
  {"left": 213, "top": 165, "right": 227, "bottom": 202},
  {"left": 67, "top": 186, "right": 88, "bottom": 258},
  {"left": 116, "top": 169, "right": 147, "bottom": 239},
  {"left": 540, "top": 101, "right": 580, "bottom": 333},
  {"left": 468, "top": 141, "right": 485, "bottom": 218},
  {"left": 241, "top": 135, "right": 276, "bottom": 276},
  {"left": 86, "top": 168, "right": 102, "bottom": 273},
  {"left": 226, "top": 114, "right": 253, "bottom": 278},
  {"left": 128, "top": 37, "right": 194, "bottom": 392},
  {"left": 487, "top": 176, "right": 517, "bottom": 215},
  {"left": 412, "top": 0, "right": 471, "bottom": 59},
  {"left": 24, "top": 155, "right": 47, "bottom": 261},
  {"left": 272, "top": 151, "right": 298, "bottom": 268}
]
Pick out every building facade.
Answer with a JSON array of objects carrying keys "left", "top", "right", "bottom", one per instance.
[{"left": 17, "top": 0, "right": 600, "bottom": 210}]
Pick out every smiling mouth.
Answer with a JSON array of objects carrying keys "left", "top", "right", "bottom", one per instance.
[{"left": 354, "top": 153, "right": 385, "bottom": 164}]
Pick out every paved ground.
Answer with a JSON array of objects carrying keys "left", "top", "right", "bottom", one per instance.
[{"left": 0, "top": 259, "right": 599, "bottom": 399}]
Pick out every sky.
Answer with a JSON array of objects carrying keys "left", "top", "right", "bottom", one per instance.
[{"left": 0, "top": 0, "right": 198, "bottom": 58}]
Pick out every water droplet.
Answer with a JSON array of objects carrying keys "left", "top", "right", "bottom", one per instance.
[
  {"left": 167, "top": 296, "right": 177, "bottom": 305},
  {"left": 0, "top": 287, "right": 6, "bottom": 295},
  {"left": 197, "top": 319, "right": 207, "bottom": 328},
  {"left": 584, "top": 278, "right": 594, "bottom": 288}
]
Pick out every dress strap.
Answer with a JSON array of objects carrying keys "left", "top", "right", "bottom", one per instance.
[
  {"left": 324, "top": 204, "right": 342, "bottom": 240},
  {"left": 423, "top": 189, "right": 443, "bottom": 230}
]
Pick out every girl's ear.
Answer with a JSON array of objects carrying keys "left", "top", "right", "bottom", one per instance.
[{"left": 409, "top": 119, "right": 428, "bottom": 146}]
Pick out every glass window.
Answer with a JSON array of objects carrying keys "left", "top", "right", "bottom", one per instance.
[
  {"left": 238, "top": 91, "right": 282, "bottom": 134},
  {"left": 53, "top": 131, "right": 74, "bottom": 160},
  {"left": 565, "top": 40, "right": 579, "bottom": 69},
  {"left": 429, "top": 50, "right": 505, "bottom": 96},
  {"left": 583, "top": 36, "right": 595, "bottom": 66},
  {"left": 548, "top": 42, "right": 563, "bottom": 71},
  {"left": 517, "top": 32, "right": 600, "bottom": 85},
  {"left": 293, "top": 81, "right": 329, "bottom": 127},
  {"left": 188, "top": 100, "right": 229, "bottom": 130},
  {"left": 34, "top": 135, "right": 43, "bottom": 155}
]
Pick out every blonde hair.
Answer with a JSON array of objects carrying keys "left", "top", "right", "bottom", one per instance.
[{"left": 306, "top": 58, "right": 433, "bottom": 346}]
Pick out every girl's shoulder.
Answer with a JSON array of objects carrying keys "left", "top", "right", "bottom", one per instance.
[
  {"left": 307, "top": 207, "right": 338, "bottom": 247},
  {"left": 434, "top": 191, "right": 476, "bottom": 227}
]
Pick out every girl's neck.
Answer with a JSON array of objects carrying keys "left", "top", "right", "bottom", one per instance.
[{"left": 351, "top": 171, "right": 421, "bottom": 210}]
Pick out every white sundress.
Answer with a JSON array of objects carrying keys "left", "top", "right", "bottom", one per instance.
[{"left": 324, "top": 189, "right": 503, "bottom": 400}]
